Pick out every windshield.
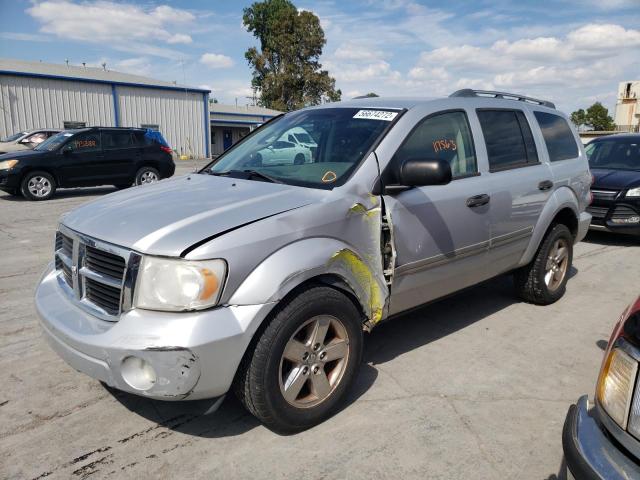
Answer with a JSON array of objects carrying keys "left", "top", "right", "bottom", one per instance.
[
  {"left": 1, "top": 131, "right": 27, "bottom": 143},
  {"left": 205, "top": 107, "right": 399, "bottom": 189},
  {"left": 294, "top": 132, "right": 313, "bottom": 143},
  {"left": 34, "top": 132, "right": 74, "bottom": 151},
  {"left": 586, "top": 139, "right": 640, "bottom": 171}
]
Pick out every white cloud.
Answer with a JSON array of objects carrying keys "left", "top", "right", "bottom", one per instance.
[
  {"left": 27, "top": 1, "right": 196, "bottom": 58},
  {"left": 566, "top": 23, "right": 640, "bottom": 49},
  {"left": 167, "top": 34, "right": 193, "bottom": 45},
  {"left": 0, "top": 32, "right": 49, "bottom": 42},
  {"left": 200, "top": 53, "right": 235, "bottom": 69},
  {"left": 333, "top": 43, "right": 383, "bottom": 62}
]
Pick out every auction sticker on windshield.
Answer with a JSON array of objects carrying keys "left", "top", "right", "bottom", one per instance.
[{"left": 353, "top": 110, "right": 398, "bottom": 121}]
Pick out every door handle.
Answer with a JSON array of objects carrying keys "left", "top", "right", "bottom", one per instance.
[
  {"left": 538, "top": 180, "right": 553, "bottom": 191},
  {"left": 466, "top": 194, "right": 490, "bottom": 208}
]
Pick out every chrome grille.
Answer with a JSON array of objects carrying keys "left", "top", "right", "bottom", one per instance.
[
  {"left": 591, "top": 188, "right": 619, "bottom": 201},
  {"left": 53, "top": 226, "right": 135, "bottom": 321},
  {"left": 586, "top": 205, "right": 609, "bottom": 224},
  {"left": 85, "top": 245, "right": 126, "bottom": 278}
]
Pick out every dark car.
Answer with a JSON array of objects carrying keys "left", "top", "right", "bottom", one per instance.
[
  {"left": 563, "top": 295, "right": 640, "bottom": 480},
  {"left": 586, "top": 134, "right": 640, "bottom": 236},
  {"left": 0, "top": 127, "right": 175, "bottom": 200}
]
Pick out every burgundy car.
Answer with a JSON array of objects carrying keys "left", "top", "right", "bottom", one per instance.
[{"left": 563, "top": 295, "right": 640, "bottom": 479}]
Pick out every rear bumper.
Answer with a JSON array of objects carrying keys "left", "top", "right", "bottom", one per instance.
[
  {"left": 562, "top": 395, "right": 640, "bottom": 480},
  {"left": 35, "top": 263, "right": 275, "bottom": 400}
]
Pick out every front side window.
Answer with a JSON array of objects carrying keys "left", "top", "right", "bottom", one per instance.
[
  {"left": 393, "top": 111, "right": 477, "bottom": 178},
  {"left": 66, "top": 132, "right": 101, "bottom": 152},
  {"left": 477, "top": 109, "right": 538, "bottom": 171},
  {"left": 586, "top": 140, "right": 640, "bottom": 171},
  {"left": 534, "top": 112, "right": 579, "bottom": 162},
  {"left": 205, "top": 108, "right": 398, "bottom": 189}
]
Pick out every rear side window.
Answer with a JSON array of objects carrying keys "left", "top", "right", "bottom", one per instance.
[
  {"left": 534, "top": 112, "right": 579, "bottom": 162},
  {"left": 102, "top": 131, "right": 133, "bottom": 150},
  {"left": 477, "top": 110, "right": 538, "bottom": 171},
  {"left": 394, "top": 110, "right": 477, "bottom": 178}
]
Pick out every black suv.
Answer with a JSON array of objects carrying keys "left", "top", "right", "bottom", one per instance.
[
  {"left": 586, "top": 134, "right": 640, "bottom": 236},
  {"left": 0, "top": 127, "right": 175, "bottom": 200}
]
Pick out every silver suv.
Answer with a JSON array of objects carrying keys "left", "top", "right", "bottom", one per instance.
[{"left": 36, "top": 90, "right": 592, "bottom": 433}]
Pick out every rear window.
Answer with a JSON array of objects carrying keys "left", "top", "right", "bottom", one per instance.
[
  {"left": 477, "top": 110, "right": 538, "bottom": 171},
  {"left": 102, "top": 130, "right": 133, "bottom": 149},
  {"left": 534, "top": 112, "right": 579, "bottom": 162}
]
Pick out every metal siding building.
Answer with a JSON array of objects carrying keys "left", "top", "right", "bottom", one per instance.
[
  {"left": 0, "top": 59, "right": 210, "bottom": 158},
  {"left": 210, "top": 104, "right": 281, "bottom": 156}
]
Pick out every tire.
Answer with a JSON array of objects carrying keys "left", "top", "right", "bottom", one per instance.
[
  {"left": 20, "top": 171, "right": 56, "bottom": 201},
  {"left": 134, "top": 166, "right": 160, "bottom": 186},
  {"left": 234, "top": 285, "right": 363, "bottom": 433},
  {"left": 294, "top": 153, "right": 305, "bottom": 165},
  {"left": 514, "top": 223, "right": 574, "bottom": 305}
]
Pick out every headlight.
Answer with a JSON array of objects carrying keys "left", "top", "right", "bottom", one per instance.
[
  {"left": 627, "top": 187, "right": 640, "bottom": 198},
  {"left": 597, "top": 347, "right": 638, "bottom": 428},
  {"left": 0, "top": 159, "right": 18, "bottom": 170},
  {"left": 134, "top": 257, "right": 226, "bottom": 311}
]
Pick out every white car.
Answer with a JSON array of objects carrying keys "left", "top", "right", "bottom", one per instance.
[
  {"left": 0, "top": 129, "right": 61, "bottom": 154},
  {"left": 256, "top": 140, "right": 312, "bottom": 165},
  {"left": 281, "top": 127, "right": 318, "bottom": 151}
]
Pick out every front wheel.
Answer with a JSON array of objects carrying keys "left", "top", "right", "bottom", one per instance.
[
  {"left": 234, "top": 285, "right": 363, "bottom": 433},
  {"left": 514, "top": 223, "right": 573, "bottom": 305},
  {"left": 135, "top": 166, "right": 160, "bottom": 186},
  {"left": 21, "top": 171, "right": 56, "bottom": 201}
]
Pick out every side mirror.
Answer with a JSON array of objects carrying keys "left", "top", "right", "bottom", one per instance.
[
  {"left": 62, "top": 146, "right": 72, "bottom": 155},
  {"left": 399, "top": 158, "right": 452, "bottom": 187}
]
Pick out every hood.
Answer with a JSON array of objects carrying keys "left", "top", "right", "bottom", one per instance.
[
  {"left": 592, "top": 168, "right": 640, "bottom": 191},
  {"left": 62, "top": 174, "right": 324, "bottom": 256},
  {"left": 0, "top": 146, "right": 39, "bottom": 158}
]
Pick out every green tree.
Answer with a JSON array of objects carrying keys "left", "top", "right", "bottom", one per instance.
[
  {"left": 570, "top": 108, "right": 586, "bottom": 127},
  {"left": 570, "top": 102, "right": 615, "bottom": 131},
  {"left": 586, "top": 102, "right": 615, "bottom": 131},
  {"left": 243, "top": 0, "right": 341, "bottom": 111}
]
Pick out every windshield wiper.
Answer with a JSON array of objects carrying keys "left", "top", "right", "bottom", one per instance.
[{"left": 209, "top": 169, "right": 284, "bottom": 184}]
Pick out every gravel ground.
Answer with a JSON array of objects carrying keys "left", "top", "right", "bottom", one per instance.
[{"left": 1, "top": 161, "right": 638, "bottom": 479}]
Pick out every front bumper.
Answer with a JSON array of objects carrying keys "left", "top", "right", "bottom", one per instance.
[
  {"left": 0, "top": 169, "right": 21, "bottom": 191},
  {"left": 562, "top": 395, "right": 640, "bottom": 480},
  {"left": 577, "top": 211, "right": 592, "bottom": 243},
  {"left": 587, "top": 200, "right": 640, "bottom": 236},
  {"left": 35, "top": 263, "right": 274, "bottom": 400}
]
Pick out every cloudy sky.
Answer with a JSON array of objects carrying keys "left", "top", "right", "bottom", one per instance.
[{"left": 0, "top": 0, "right": 638, "bottom": 113}]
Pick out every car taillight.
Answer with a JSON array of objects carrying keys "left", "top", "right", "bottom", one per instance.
[{"left": 160, "top": 146, "right": 172, "bottom": 154}]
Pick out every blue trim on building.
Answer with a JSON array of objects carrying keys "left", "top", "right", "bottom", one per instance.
[
  {"left": 210, "top": 111, "right": 277, "bottom": 119},
  {"left": 0, "top": 69, "right": 210, "bottom": 93},
  {"left": 203, "top": 93, "right": 210, "bottom": 158},
  {"left": 211, "top": 119, "right": 264, "bottom": 126},
  {"left": 111, "top": 84, "right": 120, "bottom": 127}
]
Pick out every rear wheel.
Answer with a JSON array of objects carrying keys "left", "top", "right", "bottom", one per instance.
[
  {"left": 135, "top": 166, "right": 160, "bottom": 186},
  {"left": 21, "top": 171, "right": 56, "bottom": 201},
  {"left": 514, "top": 223, "right": 573, "bottom": 305},
  {"left": 294, "top": 153, "right": 305, "bottom": 165},
  {"left": 234, "top": 285, "right": 363, "bottom": 433}
]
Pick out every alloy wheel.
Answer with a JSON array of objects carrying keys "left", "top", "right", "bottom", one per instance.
[
  {"left": 27, "top": 176, "right": 52, "bottom": 198},
  {"left": 544, "top": 238, "right": 569, "bottom": 291},
  {"left": 279, "top": 315, "right": 350, "bottom": 408}
]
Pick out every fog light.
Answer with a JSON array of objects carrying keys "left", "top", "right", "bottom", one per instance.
[
  {"left": 611, "top": 216, "right": 640, "bottom": 224},
  {"left": 121, "top": 356, "right": 157, "bottom": 391},
  {"left": 598, "top": 348, "right": 638, "bottom": 428}
]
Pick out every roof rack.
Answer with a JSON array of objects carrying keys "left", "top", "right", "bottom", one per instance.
[{"left": 450, "top": 89, "right": 555, "bottom": 109}]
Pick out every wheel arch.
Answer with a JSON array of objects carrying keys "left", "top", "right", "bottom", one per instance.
[
  {"left": 518, "top": 186, "right": 580, "bottom": 267},
  {"left": 19, "top": 167, "right": 62, "bottom": 188},
  {"left": 227, "top": 237, "right": 387, "bottom": 327}
]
